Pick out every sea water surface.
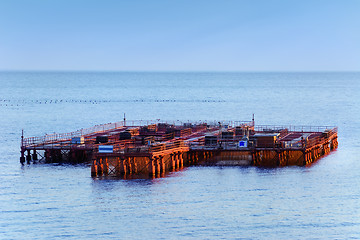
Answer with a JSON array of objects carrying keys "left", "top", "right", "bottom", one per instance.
[{"left": 0, "top": 72, "right": 359, "bottom": 239}]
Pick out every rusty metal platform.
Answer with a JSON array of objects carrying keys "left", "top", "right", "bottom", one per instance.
[{"left": 20, "top": 119, "right": 338, "bottom": 178}]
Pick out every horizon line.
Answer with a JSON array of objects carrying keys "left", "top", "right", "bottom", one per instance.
[{"left": 0, "top": 69, "right": 359, "bottom": 73}]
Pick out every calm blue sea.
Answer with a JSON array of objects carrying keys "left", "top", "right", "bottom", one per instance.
[{"left": 0, "top": 72, "right": 359, "bottom": 239}]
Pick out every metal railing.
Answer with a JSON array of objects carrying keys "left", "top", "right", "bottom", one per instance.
[
  {"left": 305, "top": 127, "right": 338, "bottom": 148},
  {"left": 150, "top": 140, "right": 187, "bottom": 153},
  {"left": 22, "top": 119, "right": 253, "bottom": 147},
  {"left": 255, "top": 125, "right": 337, "bottom": 133},
  {"left": 22, "top": 121, "right": 336, "bottom": 150}
]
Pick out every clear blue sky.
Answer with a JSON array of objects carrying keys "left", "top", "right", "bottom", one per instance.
[{"left": 0, "top": 0, "right": 359, "bottom": 71}]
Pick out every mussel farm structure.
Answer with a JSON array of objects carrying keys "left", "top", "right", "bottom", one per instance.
[{"left": 21, "top": 119, "right": 338, "bottom": 178}]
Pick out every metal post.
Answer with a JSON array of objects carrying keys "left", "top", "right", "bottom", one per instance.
[
  {"left": 21, "top": 129, "right": 24, "bottom": 146},
  {"left": 20, "top": 130, "right": 26, "bottom": 164}
]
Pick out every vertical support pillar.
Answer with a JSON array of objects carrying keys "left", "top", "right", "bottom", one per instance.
[
  {"left": 148, "top": 157, "right": 155, "bottom": 177},
  {"left": 115, "top": 157, "right": 121, "bottom": 176},
  {"left": 175, "top": 153, "right": 180, "bottom": 170},
  {"left": 44, "top": 149, "right": 49, "bottom": 162},
  {"left": 26, "top": 149, "right": 31, "bottom": 164},
  {"left": 335, "top": 138, "right": 338, "bottom": 149},
  {"left": 20, "top": 130, "right": 25, "bottom": 164},
  {"left": 154, "top": 157, "right": 160, "bottom": 175},
  {"left": 70, "top": 150, "right": 76, "bottom": 163},
  {"left": 121, "top": 158, "right": 127, "bottom": 176},
  {"left": 131, "top": 157, "right": 137, "bottom": 174},
  {"left": 97, "top": 158, "right": 103, "bottom": 176},
  {"left": 32, "top": 149, "right": 38, "bottom": 161},
  {"left": 160, "top": 156, "right": 165, "bottom": 174},
  {"left": 91, "top": 159, "right": 98, "bottom": 177},
  {"left": 278, "top": 152, "right": 281, "bottom": 166},
  {"left": 189, "top": 152, "right": 193, "bottom": 165},
  {"left": 179, "top": 153, "right": 183, "bottom": 168},
  {"left": 103, "top": 157, "right": 109, "bottom": 176},
  {"left": 253, "top": 151, "right": 260, "bottom": 166},
  {"left": 327, "top": 143, "right": 330, "bottom": 154},
  {"left": 171, "top": 154, "right": 176, "bottom": 171},
  {"left": 306, "top": 151, "right": 309, "bottom": 165},
  {"left": 127, "top": 157, "right": 132, "bottom": 175},
  {"left": 20, "top": 148, "right": 25, "bottom": 164}
]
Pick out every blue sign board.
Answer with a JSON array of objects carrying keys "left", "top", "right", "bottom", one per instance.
[{"left": 99, "top": 145, "right": 113, "bottom": 153}]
